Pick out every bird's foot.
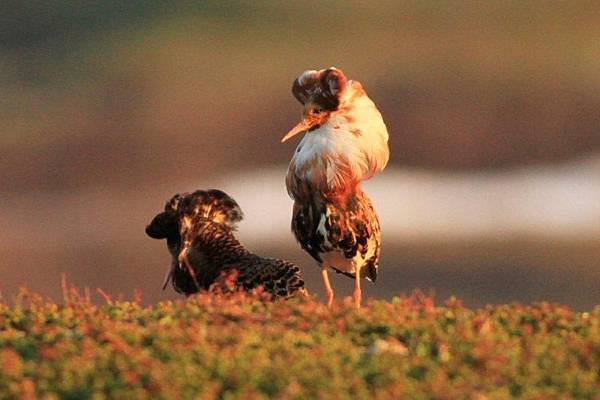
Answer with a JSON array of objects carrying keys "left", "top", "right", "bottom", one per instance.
[
  {"left": 320, "top": 268, "right": 334, "bottom": 307},
  {"left": 353, "top": 288, "right": 362, "bottom": 309},
  {"left": 326, "top": 290, "right": 334, "bottom": 307}
]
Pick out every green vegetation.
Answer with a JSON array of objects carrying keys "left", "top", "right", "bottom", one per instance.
[{"left": 1, "top": 287, "right": 599, "bottom": 399}]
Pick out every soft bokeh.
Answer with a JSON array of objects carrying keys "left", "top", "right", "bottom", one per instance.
[{"left": 1, "top": 1, "right": 599, "bottom": 308}]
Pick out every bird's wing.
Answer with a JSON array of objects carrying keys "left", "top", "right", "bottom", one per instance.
[
  {"left": 291, "top": 201, "right": 325, "bottom": 263},
  {"left": 324, "top": 190, "right": 380, "bottom": 281},
  {"left": 231, "top": 257, "right": 306, "bottom": 298},
  {"left": 292, "top": 189, "right": 380, "bottom": 281}
]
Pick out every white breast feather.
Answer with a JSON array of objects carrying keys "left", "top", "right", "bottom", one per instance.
[{"left": 288, "top": 84, "right": 389, "bottom": 194}]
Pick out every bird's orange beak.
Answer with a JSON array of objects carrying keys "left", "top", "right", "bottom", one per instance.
[
  {"left": 281, "top": 120, "right": 312, "bottom": 143},
  {"left": 282, "top": 103, "right": 324, "bottom": 143}
]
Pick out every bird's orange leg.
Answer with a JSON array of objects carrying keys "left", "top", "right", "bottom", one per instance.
[
  {"left": 321, "top": 268, "right": 334, "bottom": 307},
  {"left": 353, "top": 269, "right": 362, "bottom": 309}
]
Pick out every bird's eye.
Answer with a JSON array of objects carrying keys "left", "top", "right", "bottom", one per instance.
[{"left": 313, "top": 108, "right": 321, "bottom": 114}]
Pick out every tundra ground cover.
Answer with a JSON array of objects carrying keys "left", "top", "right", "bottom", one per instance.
[{"left": 1, "top": 287, "right": 599, "bottom": 399}]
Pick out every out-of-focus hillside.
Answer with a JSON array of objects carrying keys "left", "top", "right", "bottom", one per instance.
[
  {"left": 2, "top": 291, "right": 600, "bottom": 399},
  {"left": 1, "top": 2, "right": 599, "bottom": 306}
]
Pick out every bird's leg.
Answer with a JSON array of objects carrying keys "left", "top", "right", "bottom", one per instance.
[
  {"left": 353, "top": 269, "right": 362, "bottom": 309},
  {"left": 321, "top": 267, "right": 334, "bottom": 307},
  {"left": 178, "top": 246, "right": 201, "bottom": 292}
]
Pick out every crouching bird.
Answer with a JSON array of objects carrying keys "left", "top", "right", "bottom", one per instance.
[
  {"left": 146, "top": 189, "right": 306, "bottom": 298},
  {"left": 282, "top": 67, "right": 389, "bottom": 308}
]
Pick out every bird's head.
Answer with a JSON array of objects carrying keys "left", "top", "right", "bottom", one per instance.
[
  {"left": 281, "top": 67, "right": 350, "bottom": 143},
  {"left": 281, "top": 67, "right": 389, "bottom": 197},
  {"left": 145, "top": 193, "right": 183, "bottom": 240}
]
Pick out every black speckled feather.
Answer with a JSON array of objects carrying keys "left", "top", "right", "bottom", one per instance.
[
  {"left": 147, "top": 190, "right": 306, "bottom": 298},
  {"left": 291, "top": 187, "right": 380, "bottom": 282},
  {"left": 181, "top": 220, "right": 305, "bottom": 297}
]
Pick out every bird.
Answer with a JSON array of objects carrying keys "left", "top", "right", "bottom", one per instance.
[
  {"left": 146, "top": 189, "right": 307, "bottom": 298},
  {"left": 281, "top": 67, "right": 389, "bottom": 308}
]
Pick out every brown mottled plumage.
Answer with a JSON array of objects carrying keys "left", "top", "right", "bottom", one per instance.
[
  {"left": 292, "top": 186, "right": 380, "bottom": 282},
  {"left": 146, "top": 190, "right": 306, "bottom": 298},
  {"left": 282, "top": 67, "right": 389, "bottom": 308}
]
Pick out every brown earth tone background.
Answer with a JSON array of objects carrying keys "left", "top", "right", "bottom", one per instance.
[{"left": 1, "top": 1, "right": 599, "bottom": 308}]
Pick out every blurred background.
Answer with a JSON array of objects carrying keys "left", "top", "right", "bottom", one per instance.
[{"left": 1, "top": 1, "right": 599, "bottom": 308}]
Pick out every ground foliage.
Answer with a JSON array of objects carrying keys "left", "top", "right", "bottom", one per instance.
[{"left": 1, "top": 285, "right": 600, "bottom": 400}]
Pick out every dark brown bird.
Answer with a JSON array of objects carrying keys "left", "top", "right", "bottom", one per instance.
[{"left": 146, "top": 190, "right": 306, "bottom": 298}]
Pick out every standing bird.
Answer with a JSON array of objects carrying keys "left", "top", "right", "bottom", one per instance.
[
  {"left": 146, "top": 190, "right": 306, "bottom": 298},
  {"left": 281, "top": 67, "right": 389, "bottom": 308}
]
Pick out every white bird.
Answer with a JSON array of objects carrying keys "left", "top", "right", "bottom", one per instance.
[{"left": 282, "top": 67, "right": 390, "bottom": 308}]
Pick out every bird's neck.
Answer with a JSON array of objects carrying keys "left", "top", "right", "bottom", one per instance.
[
  {"left": 286, "top": 124, "right": 387, "bottom": 202},
  {"left": 319, "top": 184, "right": 366, "bottom": 206},
  {"left": 287, "top": 83, "right": 388, "bottom": 204}
]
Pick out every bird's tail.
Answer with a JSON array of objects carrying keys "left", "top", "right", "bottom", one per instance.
[{"left": 183, "top": 189, "right": 244, "bottom": 229}]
